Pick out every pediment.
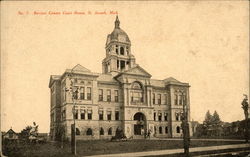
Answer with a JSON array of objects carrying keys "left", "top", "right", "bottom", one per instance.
[
  {"left": 121, "top": 65, "right": 151, "bottom": 78},
  {"left": 72, "top": 64, "right": 91, "bottom": 72}
]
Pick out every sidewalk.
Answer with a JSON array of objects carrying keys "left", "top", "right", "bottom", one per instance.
[
  {"left": 154, "top": 138, "right": 245, "bottom": 142},
  {"left": 84, "top": 143, "right": 250, "bottom": 157}
]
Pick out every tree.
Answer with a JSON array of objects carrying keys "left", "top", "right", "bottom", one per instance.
[
  {"left": 203, "top": 111, "right": 212, "bottom": 126},
  {"left": 19, "top": 126, "right": 32, "bottom": 140},
  {"left": 211, "top": 111, "right": 222, "bottom": 136},
  {"left": 201, "top": 110, "right": 223, "bottom": 137},
  {"left": 203, "top": 110, "right": 213, "bottom": 136}
]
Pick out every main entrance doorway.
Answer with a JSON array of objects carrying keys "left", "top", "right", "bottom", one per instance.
[{"left": 133, "top": 112, "right": 146, "bottom": 135}]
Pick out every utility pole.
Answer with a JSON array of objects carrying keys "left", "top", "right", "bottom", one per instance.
[
  {"left": 181, "top": 93, "right": 190, "bottom": 157},
  {"left": 241, "top": 94, "right": 249, "bottom": 143},
  {"left": 67, "top": 72, "right": 77, "bottom": 155},
  {"left": 72, "top": 84, "right": 78, "bottom": 155}
]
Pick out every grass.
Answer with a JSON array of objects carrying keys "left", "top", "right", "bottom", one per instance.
[{"left": 3, "top": 139, "right": 247, "bottom": 157}]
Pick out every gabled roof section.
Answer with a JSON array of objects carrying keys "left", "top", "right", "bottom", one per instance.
[
  {"left": 49, "top": 75, "right": 61, "bottom": 88},
  {"left": 4, "top": 128, "right": 17, "bottom": 136},
  {"left": 116, "top": 64, "right": 152, "bottom": 78},
  {"left": 163, "top": 77, "right": 181, "bottom": 83},
  {"left": 72, "top": 64, "right": 91, "bottom": 72},
  {"left": 63, "top": 64, "right": 99, "bottom": 78}
]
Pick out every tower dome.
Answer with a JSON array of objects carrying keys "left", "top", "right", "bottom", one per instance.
[
  {"left": 103, "top": 16, "right": 135, "bottom": 75},
  {"left": 106, "top": 16, "right": 130, "bottom": 46}
]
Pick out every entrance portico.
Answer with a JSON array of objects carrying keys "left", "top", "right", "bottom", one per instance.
[{"left": 133, "top": 112, "right": 147, "bottom": 136}]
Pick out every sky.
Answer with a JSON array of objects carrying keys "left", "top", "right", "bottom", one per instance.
[{"left": 1, "top": 1, "right": 249, "bottom": 133}]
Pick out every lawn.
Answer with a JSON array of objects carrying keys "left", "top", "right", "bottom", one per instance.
[{"left": 3, "top": 139, "right": 246, "bottom": 157}]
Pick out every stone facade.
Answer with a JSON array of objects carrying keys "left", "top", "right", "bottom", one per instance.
[{"left": 49, "top": 16, "right": 192, "bottom": 140}]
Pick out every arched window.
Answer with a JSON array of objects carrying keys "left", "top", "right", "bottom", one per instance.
[
  {"left": 115, "top": 127, "right": 123, "bottom": 137},
  {"left": 115, "top": 45, "right": 119, "bottom": 54},
  {"left": 76, "top": 128, "right": 80, "bottom": 135},
  {"left": 100, "top": 128, "right": 104, "bottom": 135},
  {"left": 108, "top": 128, "right": 112, "bottom": 135},
  {"left": 86, "top": 128, "right": 93, "bottom": 136},
  {"left": 159, "top": 127, "right": 162, "bottom": 134},
  {"left": 120, "top": 47, "right": 124, "bottom": 55},
  {"left": 176, "top": 126, "right": 180, "bottom": 133},
  {"left": 165, "top": 127, "right": 168, "bottom": 134},
  {"left": 131, "top": 82, "right": 144, "bottom": 104}
]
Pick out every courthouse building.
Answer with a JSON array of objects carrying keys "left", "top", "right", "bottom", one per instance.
[{"left": 49, "top": 16, "right": 191, "bottom": 140}]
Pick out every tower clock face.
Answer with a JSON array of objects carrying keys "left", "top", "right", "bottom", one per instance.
[{"left": 118, "top": 35, "right": 126, "bottom": 42}]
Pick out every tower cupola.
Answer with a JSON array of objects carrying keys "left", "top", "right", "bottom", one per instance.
[{"left": 102, "top": 16, "right": 136, "bottom": 75}]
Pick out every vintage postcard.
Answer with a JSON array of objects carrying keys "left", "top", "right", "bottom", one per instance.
[{"left": 1, "top": 1, "right": 249, "bottom": 157}]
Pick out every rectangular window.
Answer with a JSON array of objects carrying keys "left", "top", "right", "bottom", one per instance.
[
  {"left": 158, "top": 94, "right": 161, "bottom": 105},
  {"left": 87, "top": 87, "right": 91, "bottom": 100},
  {"left": 120, "top": 60, "right": 125, "bottom": 70},
  {"left": 99, "top": 89, "right": 103, "bottom": 101},
  {"left": 132, "top": 92, "right": 143, "bottom": 103},
  {"left": 179, "top": 95, "right": 182, "bottom": 105},
  {"left": 183, "top": 95, "right": 186, "bottom": 105},
  {"left": 158, "top": 112, "right": 162, "bottom": 121},
  {"left": 74, "top": 109, "right": 78, "bottom": 120},
  {"left": 80, "top": 87, "right": 85, "bottom": 100},
  {"left": 115, "top": 90, "right": 119, "bottom": 102},
  {"left": 117, "top": 60, "right": 119, "bottom": 69},
  {"left": 165, "top": 127, "right": 168, "bottom": 134},
  {"left": 154, "top": 112, "right": 156, "bottom": 121},
  {"left": 107, "top": 111, "right": 112, "bottom": 120},
  {"left": 165, "top": 94, "right": 168, "bottom": 105},
  {"left": 88, "top": 110, "right": 92, "bottom": 120},
  {"left": 175, "top": 94, "right": 178, "bottom": 105},
  {"left": 107, "top": 90, "right": 111, "bottom": 102},
  {"left": 115, "top": 111, "right": 119, "bottom": 120},
  {"left": 159, "top": 127, "right": 162, "bottom": 134},
  {"left": 164, "top": 113, "right": 168, "bottom": 121},
  {"left": 153, "top": 93, "right": 155, "bottom": 104},
  {"left": 80, "top": 108, "right": 85, "bottom": 120},
  {"left": 81, "top": 112, "right": 85, "bottom": 120},
  {"left": 99, "top": 110, "right": 103, "bottom": 120},
  {"left": 175, "top": 113, "right": 179, "bottom": 121}
]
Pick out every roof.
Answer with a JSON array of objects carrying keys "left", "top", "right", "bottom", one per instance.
[
  {"left": 97, "top": 73, "right": 118, "bottom": 83},
  {"left": 64, "top": 64, "right": 99, "bottom": 77},
  {"left": 164, "top": 77, "right": 190, "bottom": 87},
  {"left": 150, "top": 79, "right": 165, "bottom": 87},
  {"left": 115, "top": 64, "right": 152, "bottom": 78},
  {"left": 49, "top": 75, "right": 61, "bottom": 88},
  {"left": 110, "top": 28, "right": 130, "bottom": 42},
  {"left": 106, "top": 16, "right": 130, "bottom": 45},
  {"left": 72, "top": 64, "right": 91, "bottom": 72},
  {"left": 3, "top": 129, "right": 18, "bottom": 136},
  {"left": 164, "top": 77, "right": 181, "bottom": 83}
]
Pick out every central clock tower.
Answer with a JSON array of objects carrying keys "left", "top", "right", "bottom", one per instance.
[{"left": 102, "top": 16, "right": 136, "bottom": 75}]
